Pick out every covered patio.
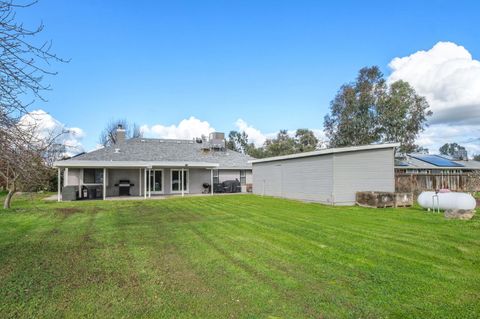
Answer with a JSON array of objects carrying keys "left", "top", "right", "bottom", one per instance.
[{"left": 54, "top": 161, "right": 219, "bottom": 201}]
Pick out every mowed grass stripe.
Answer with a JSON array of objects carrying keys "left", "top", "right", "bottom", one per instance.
[{"left": 0, "top": 193, "right": 479, "bottom": 318}]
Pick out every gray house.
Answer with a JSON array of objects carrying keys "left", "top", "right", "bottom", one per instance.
[
  {"left": 54, "top": 129, "right": 252, "bottom": 201},
  {"left": 251, "top": 143, "right": 398, "bottom": 205}
]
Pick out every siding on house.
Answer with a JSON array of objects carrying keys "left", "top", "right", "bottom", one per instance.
[
  {"left": 253, "top": 155, "right": 334, "bottom": 203},
  {"left": 252, "top": 144, "right": 397, "bottom": 206},
  {"left": 332, "top": 148, "right": 395, "bottom": 205}
]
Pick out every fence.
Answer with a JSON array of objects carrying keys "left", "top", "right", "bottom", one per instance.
[{"left": 395, "top": 173, "right": 474, "bottom": 194}]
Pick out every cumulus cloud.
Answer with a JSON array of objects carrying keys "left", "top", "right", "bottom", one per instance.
[
  {"left": 388, "top": 41, "right": 480, "bottom": 125},
  {"left": 19, "top": 110, "right": 85, "bottom": 156},
  {"left": 141, "top": 116, "right": 216, "bottom": 140},
  {"left": 417, "top": 124, "right": 480, "bottom": 156},
  {"left": 235, "top": 119, "right": 270, "bottom": 146},
  {"left": 388, "top": 42, "right": 480, "bottom": 156}
]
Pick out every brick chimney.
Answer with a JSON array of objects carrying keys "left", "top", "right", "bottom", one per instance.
[{"left": 115, "top": 124, "right": 126, "bottom": 144}]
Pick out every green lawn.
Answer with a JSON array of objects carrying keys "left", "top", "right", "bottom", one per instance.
[{"left": 0, "top": 194, "right": 479, "bottom": 318}]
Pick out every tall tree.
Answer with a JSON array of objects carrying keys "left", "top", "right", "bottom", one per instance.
[
  {"left": 294, "top": 129, "right": 318, "bottom": 152},
  {"left": 0, "top": 1, "right": 67, "bottom": 208},
  {"left": 377, "top": 80, "right": 431, "bottom": 153},
  {"left": 99, "top": 119, "right": 142, "bottom": 147},
  {"left": 439, "top": 143, "right": 468, "bottom": 160},
  {"left": 226, "top": 130, "right": 251, "bottom": 154},
  {"left": 324, "top": 66, "right": 386, "bottom": 147},
  {"left": 264, "top": 130, "right": 296, "bottom": 157},
  {"left": 324, "top": 66, "right": 431, "bottom": 153}
]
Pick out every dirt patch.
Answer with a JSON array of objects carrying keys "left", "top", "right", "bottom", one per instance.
[{"left": 55, "top": 207, "right": 82, "bottom": 217}]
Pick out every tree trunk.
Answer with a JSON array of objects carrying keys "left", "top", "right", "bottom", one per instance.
[{"left": 3, "top": 189, "right": 15, "bottom": 209}]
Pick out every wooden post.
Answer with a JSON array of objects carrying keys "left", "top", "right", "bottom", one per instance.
[{"left": 57, "top": 168, "right": 61, "bottom": 202}]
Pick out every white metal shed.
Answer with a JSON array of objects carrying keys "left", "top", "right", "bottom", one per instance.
[{"left": 250, "top": 143, "right": 399, "bottom": 206}]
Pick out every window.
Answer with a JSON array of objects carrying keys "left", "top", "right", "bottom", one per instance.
[
  {"left": 213, "top": 169, "right": 219, "bottom": 184},
  {"left": 240, "top": 170, "right": 246, "bottom": 185},
  {"left": 84, "top": 169, "right": 103, "bottom": 184},
  {"left": 171, "top": 169, "right": 189, "bottom": 192}
]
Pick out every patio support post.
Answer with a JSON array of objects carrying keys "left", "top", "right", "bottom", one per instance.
[
  {"left": 103, "top": 168, "right": 106, "bottom": 200},
  {"left": 57, "top": 168, "right": 61, "bottom": 202},
  {"left": 144, "top": 168, "right": 147, "bottom": 199},
  {"left": 210, "top": 169, "right": 213, "bottom": 195},
  {"left": 181, "top": 168, "right": 184, "bottom": 197},
  {"left": 139, "top": 168, "right": 142, "bottom": 196},
  {"left": 148, "top": 169, "right": 151, "bottom": 198}
]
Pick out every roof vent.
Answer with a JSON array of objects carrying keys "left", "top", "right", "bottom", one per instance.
[{"left": 114, "top": 148, "right": 120, "bottom": 153}]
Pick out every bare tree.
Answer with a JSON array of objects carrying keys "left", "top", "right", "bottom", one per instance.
[
  {"left": 0, "top": 1, "right": 67, "bottom": 208},
  {"left": 99, "top": 119, "right": 143, "bottom": 146},
  {"left": 1, "top": 117, "right": 67, "bottom": 208}
]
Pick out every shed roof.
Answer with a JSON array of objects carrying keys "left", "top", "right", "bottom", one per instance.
[
  {"left": 55, "top": 138, "right": 253, "bottom": 169},
  {"left": 250, "top": 143, "right": 399, "bottom": 164}
]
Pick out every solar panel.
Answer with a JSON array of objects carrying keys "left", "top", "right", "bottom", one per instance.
[
  {"left": 395, "top": 159, "right": 409, "bottom": 167},
  {"left": 409, "top": 154, "right": 464, "bottom": 167}
]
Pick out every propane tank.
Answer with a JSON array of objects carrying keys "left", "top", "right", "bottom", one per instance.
[{"left": 417, "top": 191, "right": 476, "bottom": 211}]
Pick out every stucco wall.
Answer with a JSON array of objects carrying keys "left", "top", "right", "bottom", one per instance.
[{"left": 107, "top": 169, "right": 142, "bottom": 196}]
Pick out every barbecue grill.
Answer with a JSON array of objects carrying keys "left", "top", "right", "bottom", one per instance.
[{"left": 115, "top": 179, "right": 135, "bottom": 196}]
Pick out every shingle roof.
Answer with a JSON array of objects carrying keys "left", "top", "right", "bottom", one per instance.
[{"left": 62, "top": 138, "right": 253, "bottom": 168}]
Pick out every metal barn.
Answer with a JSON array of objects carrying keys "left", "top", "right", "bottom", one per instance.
[{"left": 251, "top": 143, "right": 398, "bottom": 206}]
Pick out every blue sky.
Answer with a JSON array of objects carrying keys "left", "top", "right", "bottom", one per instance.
[{"left": 18, "top": 0, "right": 480, "bottom": 153}]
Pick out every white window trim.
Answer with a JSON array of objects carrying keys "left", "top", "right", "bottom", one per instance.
[
  {"left": 170, "top": 169, "right": 189, "bottom": 193},
  {"left": 149, "top": 169, "right": 164, "bottom": 194}
]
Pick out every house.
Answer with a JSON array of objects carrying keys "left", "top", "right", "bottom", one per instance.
[
  {"left": 250, "top": 143, "right": 398, "bottom": 205},
  {"left": 54, "top": 127, "right": 253, "bottom": 201},
  {"left": 395, "top": 154, "right": 480, "bottom": 193}
]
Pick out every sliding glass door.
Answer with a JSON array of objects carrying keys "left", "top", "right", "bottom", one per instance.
[
  {"left": 147, "top": 169, "right": 163, "bottom": 194},
  {"left": 171, "top": 169, "right": 189, "bottom": 193}
]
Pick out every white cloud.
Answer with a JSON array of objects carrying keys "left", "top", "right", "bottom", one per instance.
[
  {"left": 388, "top": 42, "right": 480, "bottom": 157},
  {"left": 417, "top": 124, "right": 480, "bottom": 156},
  {"left": 141, "top": 116, "right": 215, "bottom": 140},
  {"left": 235, "top": 119, "right": 270, "bottom": 146},
  {"left": 19, "top": 110, "right": 85, "bottom": 156},
  {"left": 388, "top": 41, "right": 480, "bottom": 125}
]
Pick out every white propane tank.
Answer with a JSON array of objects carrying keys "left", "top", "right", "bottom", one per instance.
[{"left": 417, "top": 191, "right": 476, "bottom": 211}]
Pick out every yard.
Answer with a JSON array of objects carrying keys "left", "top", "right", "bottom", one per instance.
[{"left": 0, "top": 194, "right": 479, "bottom": 318}]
